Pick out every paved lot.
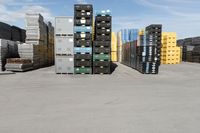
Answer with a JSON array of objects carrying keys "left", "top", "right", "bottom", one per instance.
[{"left": 0, "top": 62, "right": 200, "bottom": 133}]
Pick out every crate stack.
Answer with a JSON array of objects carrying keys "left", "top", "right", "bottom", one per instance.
[
  {"left": 47, "top": 22, "right": 54, "bottom": 65},
  {"left": 74, "top": 4, "right": 93, "bottom": 74},
  {"left": 55, "top": 17, "right": 74, "bottom": 74},
  {"left": 93, "top": 10, "right": 112, "bottom": 74},
  {"left": 111, "top": 32, "right": 117, "bottom": 62},
  {"left": 177, "top": 37, "right": 200, "bottom": 63},
  {"left": 136, "top": 24, "right": 162, "bottom": 74},
  {"left": 117, "top": 32, "right": 122, "bottom": 62},
  {"left": 161, "top": 32, "right": 181, "bottom": 64},
  {"left": 25, "top": 13, "right": 47, "bottom": 68}
]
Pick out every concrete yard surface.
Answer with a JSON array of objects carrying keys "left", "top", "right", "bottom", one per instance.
[{"left": 0, "top": 62, "right": 200, "bottom": 133}]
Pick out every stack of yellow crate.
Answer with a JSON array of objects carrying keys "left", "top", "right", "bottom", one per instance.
[
  {"left": 117, "top": 32, "right": 122, "bottom": 62},
  {"left": 111, "top": 32, "right": 117, "bottom": 62},
  {"left": 161, "top": 32, "right": 181, "bottom": 64}
]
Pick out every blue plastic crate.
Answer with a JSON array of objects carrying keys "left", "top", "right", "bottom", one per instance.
[
  {"left": 74, "top": 47, "right": 92, "bottom": 54},
  {"left": 96, "top": 10, "right": 111, "bottom": 16},
  {"left": 74, "top": 26, "right": 92, "bottom": 33}
]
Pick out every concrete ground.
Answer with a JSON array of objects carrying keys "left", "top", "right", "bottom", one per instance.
[{"left": 0, "top": 62, "right": 200, "bottom": 133}]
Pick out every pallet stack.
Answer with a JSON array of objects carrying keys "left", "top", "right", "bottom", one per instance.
[
  {"left": 55, "top": 17, "right": 74, "bottom": 74},
  {"left": 93, "top": 10, "right": 112, "bottom": 74},
  {"left": 74, "top": 4, "right": 93, "bottom": 74},
  {"left": 25, "top": 13, "right": 47, "bottom": 68},
  {"left": 136, "top": 24, "right": 162, "bottom": 74},
  {"left": 111, "top": 32, "right": 117, "bottom": 62},
  {"left": 47, "top": 22, "right": 54, "bottom": 65},
  {"left": 161, "top": 32, "right": 181, "bottom": 64},
  {"left": 177, "top": 37, "right": 200, "bottom": 63},
  {"left": 117, "top": 32, "right": 122, "bottom": 63}
]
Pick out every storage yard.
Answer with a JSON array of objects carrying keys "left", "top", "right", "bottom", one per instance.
[
  {"left": 1, "top": 1, "right": 200, "bottom": 132},
  {"left": 0, "top": 63, "right": 200, "bottom": 132}
]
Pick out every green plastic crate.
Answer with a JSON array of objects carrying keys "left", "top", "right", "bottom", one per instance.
[
  {"left": 93, "top": 54, "right": 110, "bottom": 61},
  {"left": 74, "top": 67, "right": 92, "bottom": 74}
]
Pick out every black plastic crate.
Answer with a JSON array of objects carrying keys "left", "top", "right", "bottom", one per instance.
[
  {"left": 93, "top": 61, "right": 110, "bottom": 67},
  {"left": 74, "top": 33, "right": 92, "bottom": 40},
  {"left": 95, "top": 29, "right": 111, "bottom": 35},
  {"left": 75, "top": 12, "right": 93, "bottom": 19},
  {"left": 74, "top": 54, "right": 92, "bottom": 60},
  {"left": 93, "top": 47, "right": 111, "bottom": 54},
  {"left": 137, "top": 56, "right": 157, "bottom": 63},
  {"left": 74, "top": 19, "right": 92, "bottom": 26},
  {"left": 93, "top": 41, "right": 111, "bottom": 47},
  {"left": 74, "top": 60, "right": 92, "bottom": 67},
  {"left": 74, "top": 40, "right": 92, "bottom": 47},
  {"left": 137, "top": 61, "right": 159, "bottom": 74},
  {"left": 137, "top": 46, "right": 157, "bottom": 56},
  {"left": 96, "top": 22, "right": 111, "bottom": 28},
  {"left": 93, "top": 67, "right": 111, "bottom": 74},
  {"left": 95, "top": 16, "right": 111, "bottom": 22},
  {"left": 95, "top": 35, "right": 111, "bottom": 41},
  {"left": 74, "top": 4, "right": 93, "bottom": 11}
]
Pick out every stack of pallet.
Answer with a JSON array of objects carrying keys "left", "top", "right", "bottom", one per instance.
[
  {"left": 161, "top": 32, "right": 181, "bottom": 64},
  {"left": 25, "top": 13, "right": 46, "bottom": 68},
  {"left": 120, "top": 25, "right": 162, "bottom": 74},
  {"left": 93, "top": 10, "right": 112, "bottom": 74},
  {"left": 5, "top": 13, "right": 54, "bottom": 72},
  {"left": 5, "top": 58, "right": 33, "bottom": 72},
  {"left": 55, "top": 17, "right": 74, "bottom": 74},
  {"left": 137, "top": 24, "right": 162, "bottom": 74},
  {"left": 177, "top": 37, "right": 200, "bottom": 63},
  {"left": 0, "top": 39, "right": 19, "bottom": 71},
  {"left": 117, "top": 32, "right": 122, "bottom": 62},
  {"left": 74, "top": 4, "right": 93, "bottom": 74},
  {"left": 111, "top": 32, "right": 117, "bottom": 62},
  {"left": 47, "top": 22, "right": 54, "bottom": 65}
]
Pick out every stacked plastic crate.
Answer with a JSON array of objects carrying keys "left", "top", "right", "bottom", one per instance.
[
  {"left": 117, "top": 32, "right": 122, "bottom": 62},
  {"left": 93, "top": 10, "right": 112, "bottom": 74},
  {"left": 55, "top": 17, "right": 74, "bottom": 74},
  {"left": 161, "top": 32, "right": 181, "bottom": 64},
  {"left": 111, "top": 32, "right": 117, "bottom": 62},
  {"left": 136, "top": 24, "right": 162, "bottom": 74},
  {"left": 74, "top": 4, "right": 93, "bottom": 74}
]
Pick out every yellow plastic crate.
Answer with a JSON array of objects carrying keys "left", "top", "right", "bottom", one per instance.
[
  {"left": 111, "top": 32, "right": 117, "bottom": 51},
  {"left": 111, "top": 51, "right": 118, "bottom": 62},
  {"left": 139, "top": 29, "right": 144, "bottom": 35}
]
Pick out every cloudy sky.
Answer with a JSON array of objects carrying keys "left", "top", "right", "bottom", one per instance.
[{"left": 0, "top": 0, "right": 200, "bottom": 39}]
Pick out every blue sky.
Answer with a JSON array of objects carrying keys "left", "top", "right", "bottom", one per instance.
[{"left": 0, "top": 0, "right": 200, "bottom": 39}]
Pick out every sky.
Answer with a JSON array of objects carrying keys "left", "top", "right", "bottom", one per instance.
[{"left": 0, "top": 0, "right": 200, "bottom": 39}]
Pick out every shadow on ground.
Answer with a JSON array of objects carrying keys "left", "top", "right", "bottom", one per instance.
[{"left": 110, "top": 62, "right": 118, "bottom": 74}]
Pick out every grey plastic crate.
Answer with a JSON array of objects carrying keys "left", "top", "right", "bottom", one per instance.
[
  {"left": 55, "top": 56, "right": 74, "bottom": 74},
  {"left": 55, "top": 36, "right": 74, "bottom": 55},
  {"left": 55, "top": 17, "right": 74, "bottom": 35}
]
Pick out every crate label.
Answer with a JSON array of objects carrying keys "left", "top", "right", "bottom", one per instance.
[
  {"left": 69, "top": 39, "right": 73, "bottom": 42},
  {"left": 81, "top": 20, "right": 86, "bottom": 24},
  {"left": 69, "top": 58, "right": 73, "bottom": 61},
  {"left": 81, "top": 33, "right": 86, "bottom": 38},
  {"left": 87, "top": 12, "right": 91, "bottom": 15},
  {"left": 69, "top": 19, "right": 73, "bottom": 22}
]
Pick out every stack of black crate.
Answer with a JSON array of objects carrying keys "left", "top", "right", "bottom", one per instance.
[
  {"left": 74, "top": 4, "right": 93, "bottom": 74},
  {"left": 93, "top": 11, "right": 112, "bottom": 74},
  {"left": 136, "top": 24, "right": 162, "bottom": 74}
]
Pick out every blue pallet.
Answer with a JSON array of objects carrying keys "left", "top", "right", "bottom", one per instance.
[
  {"left": 96, "top": 10, "right": 111, "bottom": 16},
  {"left": 129, "top": 29, "right": 139, "bottom": 42},
  {"left": 121, "top": 29, "right": 130, "bottom": 44},
  {"left": 74, "top": 26, "right": 92, "bottom": 33},
  {"left": 74, "top": 47, "right": 92, "bottom": 54}
]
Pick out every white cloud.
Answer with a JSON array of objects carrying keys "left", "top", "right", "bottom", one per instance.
[{"left": 0, "top": 0, "right": 54, "bottom": 28}]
